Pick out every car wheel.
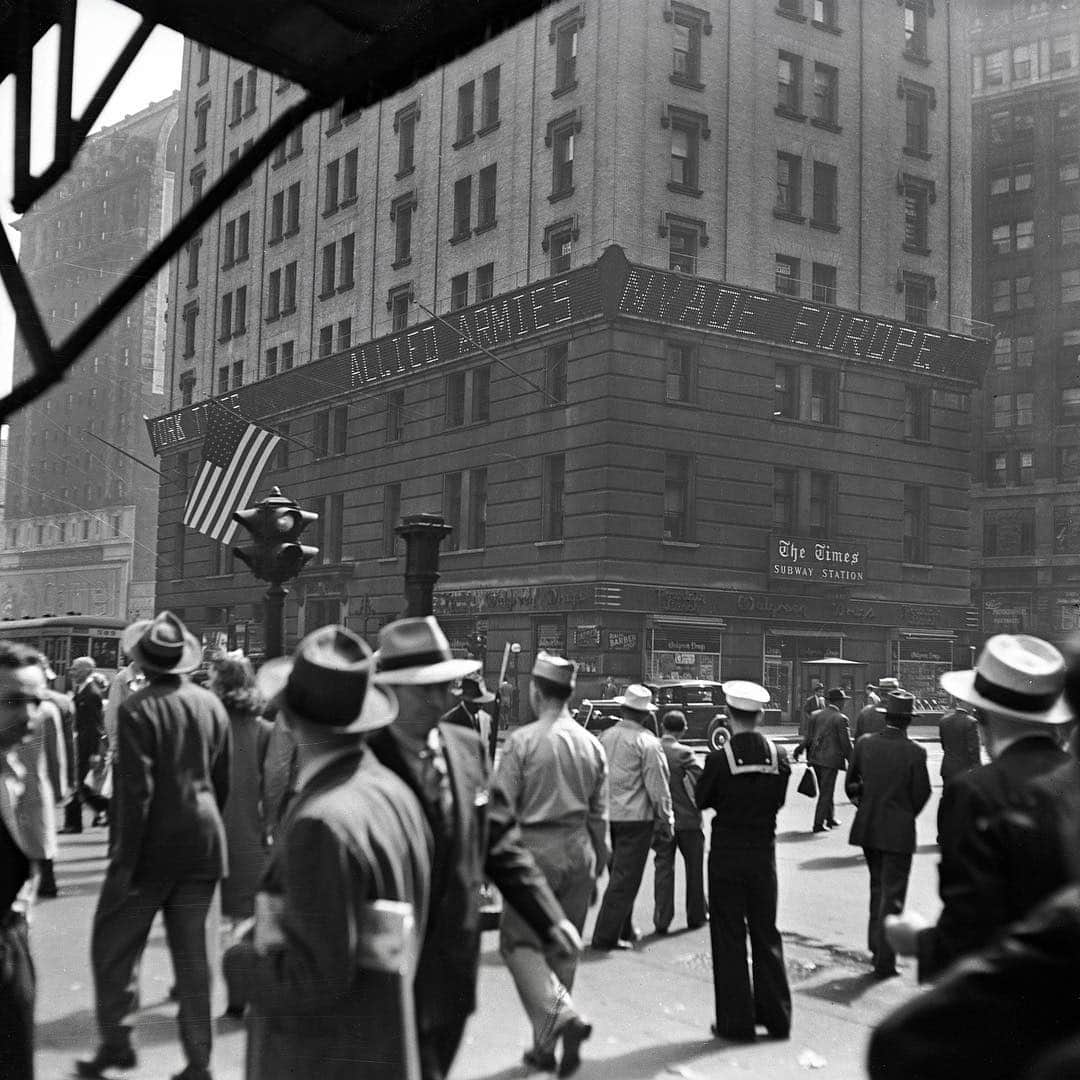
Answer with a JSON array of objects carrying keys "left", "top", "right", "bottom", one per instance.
[{"left": 707, "top": 720, "right": 729, "bottom": 751}]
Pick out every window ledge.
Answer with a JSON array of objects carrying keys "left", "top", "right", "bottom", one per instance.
[
  {"left": 228, "top": 117, "right": 242, "bottom": 129},
  {"left": 665, "top": 398, "right": 697, "bottom": 407},
  {"left": 326, "top": 122, "right": 342, "bottom": 137},
  {"left": 667, "top": 181, "right": 703, "bottom": 197},
  {"left": 288, "top": 149, "right": 303, "bottom": 161},
  {"left": 811, "top": 19, "right": 841, "bottom": 34},
  {"left": 901, "top": 562, "right": 934, "bottom": 571},
  {"left": 318, "top": 289, "right": 337, "bottom": 301},
  {"left": 280, "top": 305, "right": 297, "bottom": 317},
  {"left": 810, "top": 118, "right": 842, "bottom": 133},
  {"left": 396, "top": 165, "right": 415, "bottom": 181},
  {"left": 391, "top": 256, "right": 413, "bottom": 270},
  {"left": 377, "top": 555, "right": 399, "bottom": 564},
  {"left": 338, "top": 195, "right": 358, "bottom": 210},
  {"left": 774, "top": 106, "right": 807, "bottom": 122},
  {"left": 810, "top": 219, "right": 840, "bottom": 233},
  {"left": 773, "top": 208, "right": 806, "bottom": 224},
  {"left": 442, "top": 547, "right": 485, "bottom": 557},
  {"left": 552, "top": 80, "right": 578, "bottom": 99},
  {"left": 282, "top": 227, "right": 300, "bottom": 239},
  {"left": 449, "top": 231, "right": 472, "bottom": 246},
  {"left": 903, "top": 146, "right": 932, "bottom": 161},
  {"left": 337, "top": 281, "right": 355, "bottom": 293},
  {"left": 549, "top": 186, "right": 575, "bottom": 204},
  {"left": 477, "top": 120, "right": 501, "bottom": 138},
  {"left": 453, "top": 133, "right": 475, "bottom": 150},
  {"left": 265, "top": 234, "right": 284, "bottom": 249},
  {"left": 775, "top": 7, "right": 807, "bottom": 22},
  {"left": 193, "top": 141, "right": 207, "bottom": 154},
  {"left": 221, "top": 259, "right": 234, "bottom": 271},
  {"left": 669, "top": 73, "right": 705, "bottom": 91},
  {"left": 270, "top": 158, "right": 286, "bottom": 171},
  {"left": 218, "top": 332, "right": 231, "bottom": 343},
  {"left": 902, "top": 242, "right": 931, "bottom": 256},
  {"left": 903, "top": 435, "right": 931, "bottom": 445},
  {"left": 322, "top": 205, "right": 340, "bottom": 219},
  {"left": 474, "top": 220, "right": 498, "bottom": 237},
  {"left": 534, "top": 540, "right": 564, "bottom": 548},
  {"left": 661, "top": 539, "right": 700, "bottom": 549},
  {"left": 265, "top": 313, "right": 280, "bottom": 324},
  {"left": 243, "top": 108, "right": 256, "bottom": 120},
  {"left": 234, "top": 254, "right": 249, "bottom": 266},
  {"left": 903, "top": 50, "right": 931, "bottom": 67}
]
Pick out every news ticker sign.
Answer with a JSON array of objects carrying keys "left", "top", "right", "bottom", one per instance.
[
  {"left": 768, "top": 534, "right": 867, "bottom": 585},
  {"left": 147, "top": 248, "right": 987, "bottom": 453}
]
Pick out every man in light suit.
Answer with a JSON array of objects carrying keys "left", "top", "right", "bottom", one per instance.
[
  {"left": 371, "top": 617, "right": 578, "bottom": 1080},
  {"left": 224, "top": 626, "right": 432, "bottom": 1080},
  {"left": 845, "top": 691, "right": 931, "bottom": 977},
  {"left": 77, "top": 613, "right": 232, "bottom": 1080},
  {"left": 794, "top": 687, "right": 853, "bottom": 832}
]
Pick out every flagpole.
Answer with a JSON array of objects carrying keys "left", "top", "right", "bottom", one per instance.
[{"left": 84, "top": 430, "right": 163, "bottom": 476}]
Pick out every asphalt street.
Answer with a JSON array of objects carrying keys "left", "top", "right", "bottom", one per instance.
[{"left": 31, "top": 741, "right": 950, "bottom": 1080}]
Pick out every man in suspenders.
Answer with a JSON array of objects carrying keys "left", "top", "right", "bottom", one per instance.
[{"left": 695, "top": 681, "right": 792, "bottom": 1043}]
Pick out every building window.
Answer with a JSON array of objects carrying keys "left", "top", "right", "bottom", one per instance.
[
  {"left": 809, "top": 368, "right": 838, "bottom": 425},
  {"left": 550, "top": 114, "right": 577, "bottom": 196},
  {"left": 283, "top": 262, "right": 297, "bottom": 313},
  {"left": 234, "top": 286, "right": 247, "bottom": 335},
  {"left": 1062, "top": 388, "right": 1080, "bottom": 420},
  {"left": 452, "top": 176, "right": 472, "bottom": 240},
  {"left": 186, "top": 236, "right": 201, "bottom": 287},
  {"left": 669, "top": 224, "right": 699, "bottom": 274},
  {"left": 545, "top": 342, "right": 568, "bottom": 403},
  {"left": 193, "top": 98, "right": 210, "bottom": 151},
  {"left": 265, "top": 345, "right": 279, "bottom": 378},
  {"left": 663, "top": 454, "right": 693, "bottom": 541},
  {"left": 984, "top": 508, "right": 1035, "bottom": 557},
  {"left": 468, "top": 468, "right": 487, "bottom": 549},
  {"left": 987, "top": 452, "right": 1008, "bottom": 488},
  {"left": 392, "top": 194, "right": 415, "bottom": 265},
  {"left": 546, "top": 219, "right": 575, "bottom": 275},
  {"left": 341, "top": 149, "right": 358, "bottom": 204},
  {"left": 812, "top": 262, "right": 837, "bottom": 305},
  {"left": 903, "top": 0, "right": 928, "bottom": 60},
  {"left": 775, "top": 254, "right": 800, "bottom": 296},
  {"left": 773, "top": 468, "right": 797, "bottom": 531},
  {"left": 812, "top": 161, "right": 837, "bottom": 227},
  {"left": 903, "top": 272, "right": 934, "bottom": 324},
  {"left": 396, "top": 104, "right": 417, "bottom": 175},
  {"left": 386, "top": 388, "right": 405, "bottom": 442},
  {"left": 1061, "top": 158, "right": 1080, "bottom": 185},
  {"left": 318, "top": 325, "right": 334, "bottom": 358},
  {"left": 777, "top": 0, "right": 803, "bottom": 18},
  {"left": 450, "top": 272, "right": 469, "bottom": 311},
  {"left": 446, "top": 371, "right": 466, "bottom": 428},
  {"left": 904, "top": 385, "right": 930, "bottom": 440},
  {"left": 269, "top": 190, "right": 284, "bottom": 241},
  {"left": 180, "top": 371, "right": 196, "bottom": 405},
  {"left": 266, "top": 268, "right": 281, "bottom": 320},
  {"left": 443, "top": 472, "right": 463, "bottom": 551},
  {"left": 320, "top": 241, "right": 337, "bottom": 298},
  {"left": 456, "top": 80, "right": 475, "bottom": 143},
  {"left": 672, "top": 7, "right": 703, "bottom": 84},
  {"left": 286, "top": 182, "right": 300, "bottom": 233},
  {"left": 196, "top": 43, "right": 210, "bottom": 84},
  {"left": 230, "top": 76, "right": 244, "bottom": 125},
  {"left": 542, "top": 454, "right": 566, "bottom": 540},
  {"left": 553, "top": 10, "right": 581, "bottom": 93},
  {"left": 665, "top": 342, "right": 696, "bottom": 403},
  {"left": 1019, "top": 450, "right": 1035, "bottom": 486},
  {"left": 219, "top": 292, "right": 233, "bottom": 341},
  {"left": 472, "top": 365, "right": 491, "bottom": 422},
  {"left": 777, "top": 51, "right": 802, "bottom": 114},
  {"left": 776, "top": 152, "right": 802, "bottom": 217},
  {"left": 217, "top": 365, "right": 229, "bottom": 395},
  {"left": 477, "top": 164, "right": 497, "bottom": 230},
  {"left": 324, "top": 158, "right": 340, "bottom": 214},
  {"left": 1063, "top": 269, "right": 1080, "bottom": 304},
  {"left": 774, "top": 363, "right": 797, "bottom": 418},
  {"left": 475, "top": 262, "right": 494, "bottom": 301},
  {"left": 1016, "top": 392, "right": 1034, "bottom": 426},
  {"left": 813, "top": 63, "right": 838, "bottom": 126},
  {"left": 389, "top": 285, "right": 411, "bottom": 331},
  {"left": 336, "top": 317, "right": 351, "bottom": 351},
  {"left": 331, "top": 405, "right": 348, "bottom": 455},
  {"left": 1062, "top": 213, "right": 1080, "bottom": 247},
  {"left": 244, "top": 68, "right": 257, "bottom": 114},
  {"left": 231, "top": 359, "right": 244, "bottom": 389},
  {"left": 182, "top": 302, "right": 198, "bottom": 357},
  {"left": 808, "top": 471, "right": 834, "bottom": 538},
  {"left": 813, "top": 0, "right": 837, "bottom": 28},
  {"left": 1057, "top": 98, "right": 1080, "bottom": 137},
  {"left": 1054, "top": 504, "right": 1080, "bottom": 552},
  {"left": 902, "top": 176, "right": 933, "bottom": 251},
  {"left": 481, "top": 66, "right": 500, "bottom": 129},
  {"left": 382, "top": 483, "right": 402, "bottom": 556},
  {"left": 903, "top": 81, "right": 932, "bottom": 155},
  {"left": 287, "top": 126, "right": 303, "bottom": 158},
  {"left": 313, "top": 411, "right": 330, "bottom": 458},
  {"left": 903, "top": 485, "right": 927, "bottom": 563},
  {"left": 339, "top": 233, "right": 355, "bottom": 290}
]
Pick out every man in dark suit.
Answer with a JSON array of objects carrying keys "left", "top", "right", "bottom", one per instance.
[
  {"left": 853, "top": 677, "right": 900, "bottom": 742},
  {"left": 938, "top": 702, "right": 980, "bottom": 786},
  {"left": 794, "top": 687, "right": 853, "bottom": 833},
  {"left": 802, "top": 680, "right": 825, "bottom": 724},
  {"left": 846, "top": 691, "right": 931, "bottom": 977},
  {"left": 77, "top": 613, "right": 232, "bottom": 1080},
  {"left": 63, "top": 655, "right": 107, "bottom": 832},
  {"left": 371, "top": 617, "right": 577, "bottom": 1080},
  {"left": 225, "top": 626, "right": 432, "bottom": 1080},
  {"left": 886, "top": 634, "right": 1073, "bottom": 982}
]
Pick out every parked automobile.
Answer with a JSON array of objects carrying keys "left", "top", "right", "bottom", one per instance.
[
  {"left": 646, "top": 680, "right": 730, "bottom": 750},
  {"left": 573, "top": 699, "right": 628, "bottom": 735}
]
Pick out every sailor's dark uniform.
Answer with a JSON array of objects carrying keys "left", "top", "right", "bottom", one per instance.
[{"left": 696, "top": 730, "right": 792, "bottom": 1041}]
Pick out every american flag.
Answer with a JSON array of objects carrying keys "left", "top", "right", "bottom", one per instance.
[{"left": 183, "top": 406, "right": 281, "bottom": 544}]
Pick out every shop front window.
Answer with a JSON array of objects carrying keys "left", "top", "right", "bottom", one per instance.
[
  {"left": 647, "top": 630, "right": 722, "bottom": 682},
  {"left": 895, "top": 638, "right": 953, "bottom": 712}
]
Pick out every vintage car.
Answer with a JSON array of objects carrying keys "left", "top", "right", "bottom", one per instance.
[{"left": 646, "top": 680, "right": 731, "bottom": 749}]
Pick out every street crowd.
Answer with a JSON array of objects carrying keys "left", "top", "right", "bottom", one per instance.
[{"left": 1, "top": 611, "right": 1080, "bottom": 1078}]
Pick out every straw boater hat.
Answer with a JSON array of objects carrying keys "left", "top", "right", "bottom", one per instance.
[
  {"left": 722, "top": 680, "right": 770, "bottom": 713},
  {"left": 121, "top": 611, "right": 202, "bottom": 676},
  {"left": 939, "top": 634, "right": 1071, "bottom": 725},
  {"left": 256, "top": 625, "right": 396, "bottom": 734},
  {"left": 614, "top": 684, "right": 658, "bottom": 713},
  {"left": 373, "top": 616, "right": 481, "bottom": 685},
  {"left": 532, "top": 652, "right": 577, "bottom": 691},
  {"left": 877, "top": 677, "right": 901, "bottom": 692}
]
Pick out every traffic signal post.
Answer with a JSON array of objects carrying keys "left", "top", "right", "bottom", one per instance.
[{"left": 232, "top": 486, "right": 320, "bottom": 659}]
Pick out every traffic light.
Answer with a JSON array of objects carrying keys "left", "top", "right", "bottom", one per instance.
[{"left": 232, "top": 487, "right": 320, "bottom": 585}]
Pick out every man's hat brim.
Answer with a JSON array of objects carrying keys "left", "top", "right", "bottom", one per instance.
[
  {"left": 939, "top": 670, "right": 1071, "bottom": 725},
  {"left": 258, "top": 657, "right": 398, "bottom": 733},
  {"left": 121, "top": 618, "right": 202, "bottom": 676},
  {"left": 373, "top": 656, "right": 480, "bottom": 686}
]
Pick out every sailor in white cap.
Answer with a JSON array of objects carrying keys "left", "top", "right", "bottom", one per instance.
[
  {"left": 695, "top": 680, "right": 792, "bottom": 1043},
  {"left": 885, "top": 634, "right": 1074, "bottom": 982},
  {"left": 496, "top": 653, "right": 607, "bottom": 1077}
]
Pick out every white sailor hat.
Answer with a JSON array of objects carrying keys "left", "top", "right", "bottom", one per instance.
[{"left": 722, "top": 680, "right": 770, "bottom": 712}]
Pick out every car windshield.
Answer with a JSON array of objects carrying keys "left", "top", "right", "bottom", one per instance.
[{"left": 683, "top": 687, "right": 714, "bottom": 705}]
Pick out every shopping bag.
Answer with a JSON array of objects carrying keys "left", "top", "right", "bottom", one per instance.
[{"left": 797, "top": 766, "right": 818, "bottom": 799}]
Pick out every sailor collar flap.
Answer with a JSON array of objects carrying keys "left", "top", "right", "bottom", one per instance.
[{"left": 722, "top": 733, "right": 780, "bottom": 776}]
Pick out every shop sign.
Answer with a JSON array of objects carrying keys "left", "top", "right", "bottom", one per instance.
[
  {"left": 606, "top": 630, "right": 639, "bottom": 651},
  {"left": 674, "top": 653, "right": 696, "bottom": 665},
  {"left": 536, "top": 621, "right": 566, "bottom": 651},
  {"left": 147, "top": 263, "right": 605, "bottom": 453},
  {"left": 434, "top": 583, "right": 594, "bottom": 616},
  {"left": 618, "top": 264, "right": 986, "bottom": 382},
  {"left": 656, "top": 637, "right": 722, "bottom": 653},
  {"left": 1056, "top": 594, "right": 1080, "bottom": 633},
  {"left": 768, "top": 535, "right": 866, "bottom": 584},
  {"left": 983, "top": 592, "right": 1031, "bottom": 633},
  {"left": 898, "top": 639, "right": 953, "bottom": 664},
  {"left": 573, "top": 625, "right": 601, "bottom": 648}
]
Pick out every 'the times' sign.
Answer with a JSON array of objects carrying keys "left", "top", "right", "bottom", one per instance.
[{"left": 769, "top": 535, "right": 866, "bottom": 584}]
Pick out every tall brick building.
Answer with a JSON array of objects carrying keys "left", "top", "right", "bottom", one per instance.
[
  {"left": 2, "top": 95, "right": 178, "bottom": 622},
  {"left": 969, "top": 0, "right": 1080, "bottom": 639},
  {"left": 153, "top": 1, "right": 988, "bottom": 721}
]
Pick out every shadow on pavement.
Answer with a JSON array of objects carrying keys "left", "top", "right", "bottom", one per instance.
[
  {"left": 775, "top": 830, "right": 823, "bottom": 843},
  {"left": 36, "top": 1006, "right": 187, "bottom": 1054},
  {"left": 799, "top": 970, "right": 889, "bottom": 1007},
  {"left": 798, "top": 854, "right": 866, "bottom": 871},
  {"left": 915, "top": 843, "right": 940, "bottom": 855}
]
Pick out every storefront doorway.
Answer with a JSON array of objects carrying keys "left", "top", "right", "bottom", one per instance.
[{"left": 763, "top": 631, "right": 845, "bottom": 724}]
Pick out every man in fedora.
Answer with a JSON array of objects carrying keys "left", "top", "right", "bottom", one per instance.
[
  {"left": 224, "top": 625, "right": 431, "bottom": 1080},
  {"left": 78, "top": 612, "right": 232, "bottom": 1080},
  {"left": 446, "top": 674, "right": 498, "bottom": 762},
  {"left": 886, "top": 633, "right": 1073, "bottom": 982},
  {"left": 370, "top": 617, "right": 574, "bottom": 1080},
  {"left": 63, "top": 654, "right": 109, "bottom": 832},
  {"left": 695, "top": 681, "right": 792, "bottom": 1042},
  {"left": 794, "top": 687, "right": 853, "bottom": 832},
  {"left": 591, "top": 684, "right": 673, "bottom": 951},
  {"left": 845, "top": 691, "right": 931, "bottom": 977},
  {"left": 854, "top": 678, "right": 899, "bottom": 742},
  {"left": 496, "top": 653, "right": 607, "bottom": 1077}
]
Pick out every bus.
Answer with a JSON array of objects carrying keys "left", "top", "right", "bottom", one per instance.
[{"left": 0, "top": 615, "right": 127, "bottom": 688}]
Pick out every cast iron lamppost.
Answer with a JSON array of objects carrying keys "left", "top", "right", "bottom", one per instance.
[
  {"left": 232, "top": 486, "right": 320, "bottom": 659},
  {"left": 395, "top": 512, "right": 452, "bottom": 617}
]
